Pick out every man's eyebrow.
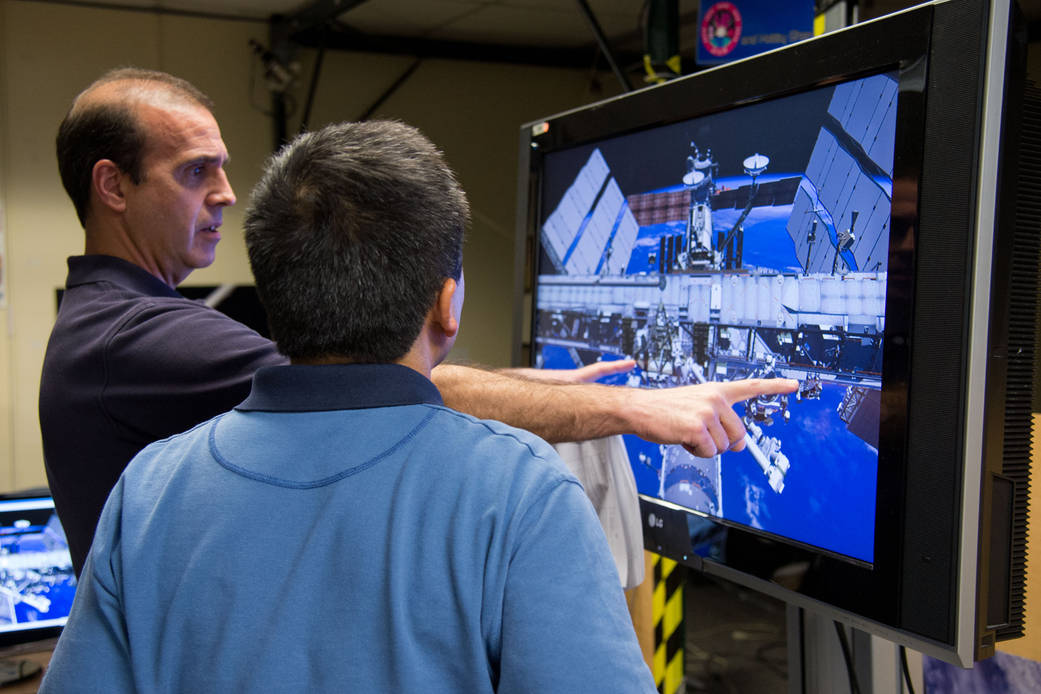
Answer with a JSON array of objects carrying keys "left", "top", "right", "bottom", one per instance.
[{"left": 179, "top": 154, "right": 231, "bottom": 168}]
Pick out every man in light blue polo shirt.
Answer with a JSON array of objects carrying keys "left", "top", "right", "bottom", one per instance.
[{"left": 41, "top": 120, "right": 656, "bottom": 693}]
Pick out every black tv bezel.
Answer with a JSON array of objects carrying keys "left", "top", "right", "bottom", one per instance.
[{"left": 515, "top": 0, "right": 1024, "bottom": 666}]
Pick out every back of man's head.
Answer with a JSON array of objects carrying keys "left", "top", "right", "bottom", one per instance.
[
  {"left": 245, "top": 120, "right": 469, "bottom": 364},
  {"left": 56, "top": 67, "right": 215, "bottom": 226}
]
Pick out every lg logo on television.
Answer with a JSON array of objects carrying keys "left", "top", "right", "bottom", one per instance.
[{"left": 647, "top": 513, "right": 664, "bottom": 529}]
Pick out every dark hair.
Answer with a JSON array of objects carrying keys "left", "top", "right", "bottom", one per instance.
[
  {"left": 245, "top": 120, "right": 468, "bottom": 363},
  {"left": 55, "top": 68, "right": 215, "bottom": 226}
]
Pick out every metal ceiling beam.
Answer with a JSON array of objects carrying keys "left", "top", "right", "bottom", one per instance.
[
  {"left": 290, "top": 24, "right": 644, "bottom": 70},
  {"left": 278, "top": 0, "right": 371, "bottom": 39},
  {"left": 266, "top": 0, "right": 646, "bottom": 147}
]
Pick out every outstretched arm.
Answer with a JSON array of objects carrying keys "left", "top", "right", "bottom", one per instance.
[
  {"left": 431, "top": 363, "right": 797, "bottom": 458},
  {"left": 499, "top": 358, "right": 637, "bottom": 384}
]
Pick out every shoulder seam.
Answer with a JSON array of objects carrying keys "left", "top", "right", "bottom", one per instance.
[
  {"left": 424, "top": 405, "right": 556, "bottom": 462},
  {"left": 97, "top": 299, "right": 166, "bottom": 438}
]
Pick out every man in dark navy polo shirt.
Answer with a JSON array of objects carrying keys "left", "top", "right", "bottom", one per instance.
[{"left": 39, "top": 68, "right": 797, "bottom": 575}]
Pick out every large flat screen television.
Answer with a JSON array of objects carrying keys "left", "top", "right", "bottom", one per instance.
[{"left": 515, "top": 0, "right": 1036, "bottom": 666}]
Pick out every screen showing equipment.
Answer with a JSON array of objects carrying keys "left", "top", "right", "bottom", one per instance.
[
  {"left": 0, "top": 495, "right": 75, "bottom": 649},
  {"left": 535, "top": 71, "right": 895, "bottom": 566}
]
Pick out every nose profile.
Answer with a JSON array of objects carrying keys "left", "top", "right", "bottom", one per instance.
[{"left": 211, "top": 169, "right": 237, "bottom": 207}]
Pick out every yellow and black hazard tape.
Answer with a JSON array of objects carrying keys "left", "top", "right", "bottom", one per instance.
[{"left": 652, "top": 554, "right": 684, "bottom": 694}]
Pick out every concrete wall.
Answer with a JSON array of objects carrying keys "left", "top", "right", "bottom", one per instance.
[{"left": 0, "top": 0, "right": 618, "bottom": 491}]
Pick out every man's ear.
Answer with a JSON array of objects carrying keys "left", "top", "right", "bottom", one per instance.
[
  {"left": 433, "top": 278, "right": 460, "bottom": 339},
  {"left": 91, "top": 159, "right": 128, "bottom": 214}
]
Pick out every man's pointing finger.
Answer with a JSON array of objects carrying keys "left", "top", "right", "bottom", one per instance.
[{"left": 717, "top": 378, "right": 799, "bottom": 405}]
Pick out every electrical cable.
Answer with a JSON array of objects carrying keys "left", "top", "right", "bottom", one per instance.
[
  {"left": 833, "top": 620, "right": 862, "bottom": 694},
  {"left": 356, "top": 59, "right": 422, "bottom": 122},
  {"left": 900, "top": 645, "right": 916, "bottom": 694},
  {"left": 575, "top": 0, "right": 634, "bottom": 92},
  {"left": 298, "top": 25, "right": 328, "bottom": 134}
]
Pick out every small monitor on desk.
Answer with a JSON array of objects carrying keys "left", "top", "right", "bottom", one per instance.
[{"left": 0, "top": 491, "right": 76, "bottom": 653}]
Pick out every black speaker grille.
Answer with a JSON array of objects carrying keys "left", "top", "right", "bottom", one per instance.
[{"left": 998, "top": 81, "right": 1041, "bottom": 640}]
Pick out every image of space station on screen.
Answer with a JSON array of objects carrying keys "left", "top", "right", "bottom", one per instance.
[
  {"left": 534, "top": 72, "right": 897, "bottom": 564},
  {"left": 0, "top": 503, "right": 76, "bottom": 631}
]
